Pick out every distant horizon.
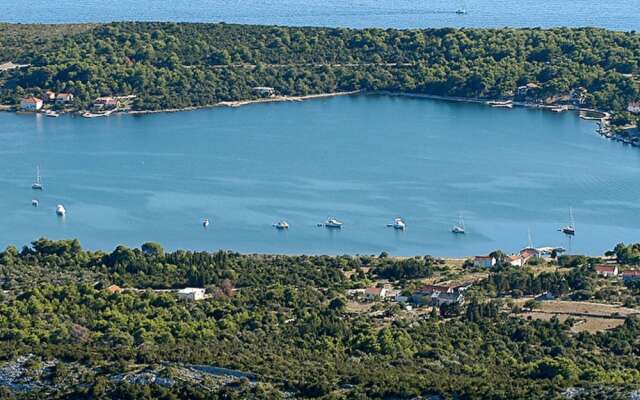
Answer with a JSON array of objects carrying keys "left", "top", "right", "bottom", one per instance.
[{"left": 1, "top": 0, "right": 637, "bottom": 31}]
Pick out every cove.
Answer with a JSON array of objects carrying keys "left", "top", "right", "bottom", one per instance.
[{"left": 1, "top": 94, "right": 639, "bottom": 256}]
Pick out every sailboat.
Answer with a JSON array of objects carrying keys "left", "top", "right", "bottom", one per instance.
[
  {"left": 560, "top": 207, "right": 576, "bottom": 235},
  {"left": 455, "top": 0, "right": 467, "bottom": 14},
  {"left": 451, "top": 213, "right": 465, "bottom": 234},
  {"left": 32, "top": 166, "right": 43, "bottom": 190}
]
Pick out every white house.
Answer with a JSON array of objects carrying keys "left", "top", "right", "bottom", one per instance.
[
  {"left": 252, "top": 86, "right": 276, "bottom": 97},
  {"left": 177, "top": 287, "right": 206, "bottom": 301},
  {"left": 594, "top": 264, "right": 619, "bottom": 278},
  {"left": 20, "top": 97, "right": 43, "bottom": 111},
  {"left": 473, "top": 256, "right": 496, "bottom": 268},
  {"left": 364, "top": 287, "right": 387, "bottom": 300},
  {"left": 628, "top": 101, "right": 640, "bottom": 114},
  {"left": 55, "top": 93, "right": 74, "bottom": 104},
  {"left": 505, "top": 255, "right": 524, "bottom": 267}
]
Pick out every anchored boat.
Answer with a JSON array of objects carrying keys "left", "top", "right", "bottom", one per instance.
[
  {"left": 387, "top": 217, "right": 406, "bottom": 230},
  {"left": 451, "top": 213, "right": 465, "bottom": 234},
  {"left": 560, "top": 207, "right": 576, "bottom": 235},
  {"left": 323, "top": 217, "right": 343, "bottom": 229},
  {"left": 273, "top": 220, "right": 290, "bottom": 230},
  {"left": 32, "top": 166, "right": 43, "bottom": 190},
  {"left": 56, "top": 204, "right": 66, "bottom": 216}
]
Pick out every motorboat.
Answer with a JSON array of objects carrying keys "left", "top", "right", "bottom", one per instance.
[
  {"left": 324, "top": 217, "right": 343, "bottom": 228},
  {"left": 202, "top": 218, "right": 210, "bottom": 228},
  {"left": 56, "top": 204, "right": 66, "bottom": 216},
  {"left": 32, "top": 199, "right": 39, "bottom": 207},
  {"left": 273, "top": 220, "right": 290, "bottom": 230},
  {"left": 388, "top": 217, "right": 406, "bottom": 230}
]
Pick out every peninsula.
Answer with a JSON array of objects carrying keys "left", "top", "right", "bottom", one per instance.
[{"left": 0, "top": 23, "right": 638, "bottom": 132}]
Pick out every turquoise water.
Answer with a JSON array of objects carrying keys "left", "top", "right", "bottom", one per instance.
[
  {"left": 1, "top": 0, "right": 637, "bottom": 30},
  {"left": 1, "top": 95, "right": 639, "bottom": 256}
]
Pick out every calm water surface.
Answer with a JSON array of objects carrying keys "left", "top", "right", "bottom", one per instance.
[
  {"left": 1, "top": 0, "right": 638, "bottom": 30},
  {"left": 1, "top": 95, "right": 639, "bottom": 256}
]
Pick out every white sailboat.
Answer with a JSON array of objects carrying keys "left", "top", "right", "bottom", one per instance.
[
  {"left": 455, "top": 0, "right": 467, "bottom": 14},
  {"left": 32, "top": 166, "right": 43, "bottom": 190},
  {"left": 451, "top": 213, "right": 465, "bottom": 234},
  {"left": 560, "top": 207, "right": 576, "bottom": 235}
]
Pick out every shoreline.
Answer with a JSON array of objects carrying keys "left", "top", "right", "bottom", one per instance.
[
  {"left": 124, "top": 90, "right": 361, "bottom": 115},
  {"left": 3, "top": 90, "right": 628, "bottom": 145}
]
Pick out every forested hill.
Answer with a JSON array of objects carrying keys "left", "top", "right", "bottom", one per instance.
[{"left": 0, "top": 22, "right": 639, "bottom": 112}]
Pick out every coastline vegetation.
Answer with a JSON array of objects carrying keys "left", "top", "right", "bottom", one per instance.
[
  {"left": 1, "top": 238, "right": 639, "bottom": 398},
  {"left": 0, "top": 22, "right": 638, "bottom": 122}
]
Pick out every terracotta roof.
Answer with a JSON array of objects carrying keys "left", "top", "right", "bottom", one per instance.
[
  {"left": 22, "top": 96, "right": 41, "bottom": 103},
  {"left": 595, "top": 265, "right": 617, "bottom": 273},
  {"left": 106, "top": 284, "right": 123, "bottom": 294},
  {"left": 416, "top": 284, "right": 454, "bottom": 294},
  {"left": 365, "top": 287, "right": 383, "bottom": 296},
  {"left": 622, "top": 270, "right": 640, "bottom": 277}
]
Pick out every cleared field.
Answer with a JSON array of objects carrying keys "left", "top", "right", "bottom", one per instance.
[
  {"left": 517, "top": 300, "right": 639, "bottom": 333},
  {"left": 529, "top": 300, "right": 639, "bottom": 317},
  {"left": 522, "top": 312, "right": 625, "bottom": 333}
]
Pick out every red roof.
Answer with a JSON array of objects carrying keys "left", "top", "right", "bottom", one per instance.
[
  {"left": 622, "top": 270, "right": 640, "bottom": 277},
  {"left": 595, "top": 265, "right": 617, "bottom": 273},
  {"left": 365, "top": 287, "right": 383, "bottom": 296},
  {"left": 416, "top": 284, "right": 454, "bottom": 294},
  {"left": 22, "top": 96, "right": 41, "bottom": 103}
]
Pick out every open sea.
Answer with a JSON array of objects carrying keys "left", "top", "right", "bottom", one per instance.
[{"left": 1, "top": 0, "right": 638, "bottom": 31}]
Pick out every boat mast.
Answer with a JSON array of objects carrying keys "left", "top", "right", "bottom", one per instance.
[{"left": 569, "top": 207, "right": 575, "bottom": 228}]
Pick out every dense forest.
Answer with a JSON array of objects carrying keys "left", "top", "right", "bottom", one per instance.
[
  {"left": 0, "top": 22, "right": 639, "bottom": 114},
  {"left": 0, "top": 238, "right": 639, "bottom": 399}
]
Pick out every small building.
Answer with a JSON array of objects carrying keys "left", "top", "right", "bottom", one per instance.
[
  {"left": 345, "top": 288, "right": 366, "bottom": 298},
  {"left": 622, "top": 270, "right": 640, "bottom": 283},
  {"left": 383, "top": 289, "right": 400, "bottom": 301},
  {"left": 415, "top": 284, "right": 455, "bottom": 294},
  {"left": 20, "top": 97, "right": 43, "bottom": 111},
  {"left": 431, "top": 291, "right": 464, "bottom": 306},
  {"left": 505, "top": 255, "right": 524, "bottom": 267},
  {"left": 364, "top": 287, "right": 387, "bottom": 300},
  {"left": 519, "top": 248, "right": 540, "bottom": 264},
  {"left": 106, "top": 284, "right": 123, "bottom": 294},
  {"left": 55, "top": 93, "right": 74, "bottom": 104},
  {"left": 177, "top": 287, "right": 206, "bottom": 301},
  {"left": 473, "top": 256, "right": 496, "bottom": 268},
  {"left": 628, "top": 101, "right": 640, "bottom": 114},
  {"left": 594, "top": 264, "right": 619, "bottom": 277},
  {"left": 252, "top": 86, "right": 276, "bottom": 97},
  {"left": 517, "top": 82, "right": 541, "bottom": 96},
  {"left": 44, "top": 90, "right": 56, "bottom": 102},
  {"left": 93, "top": 97, "right": 118, "bottom": 109},
  {"left": 535, "top": 291, "right": 555, "bottom": 301}
]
